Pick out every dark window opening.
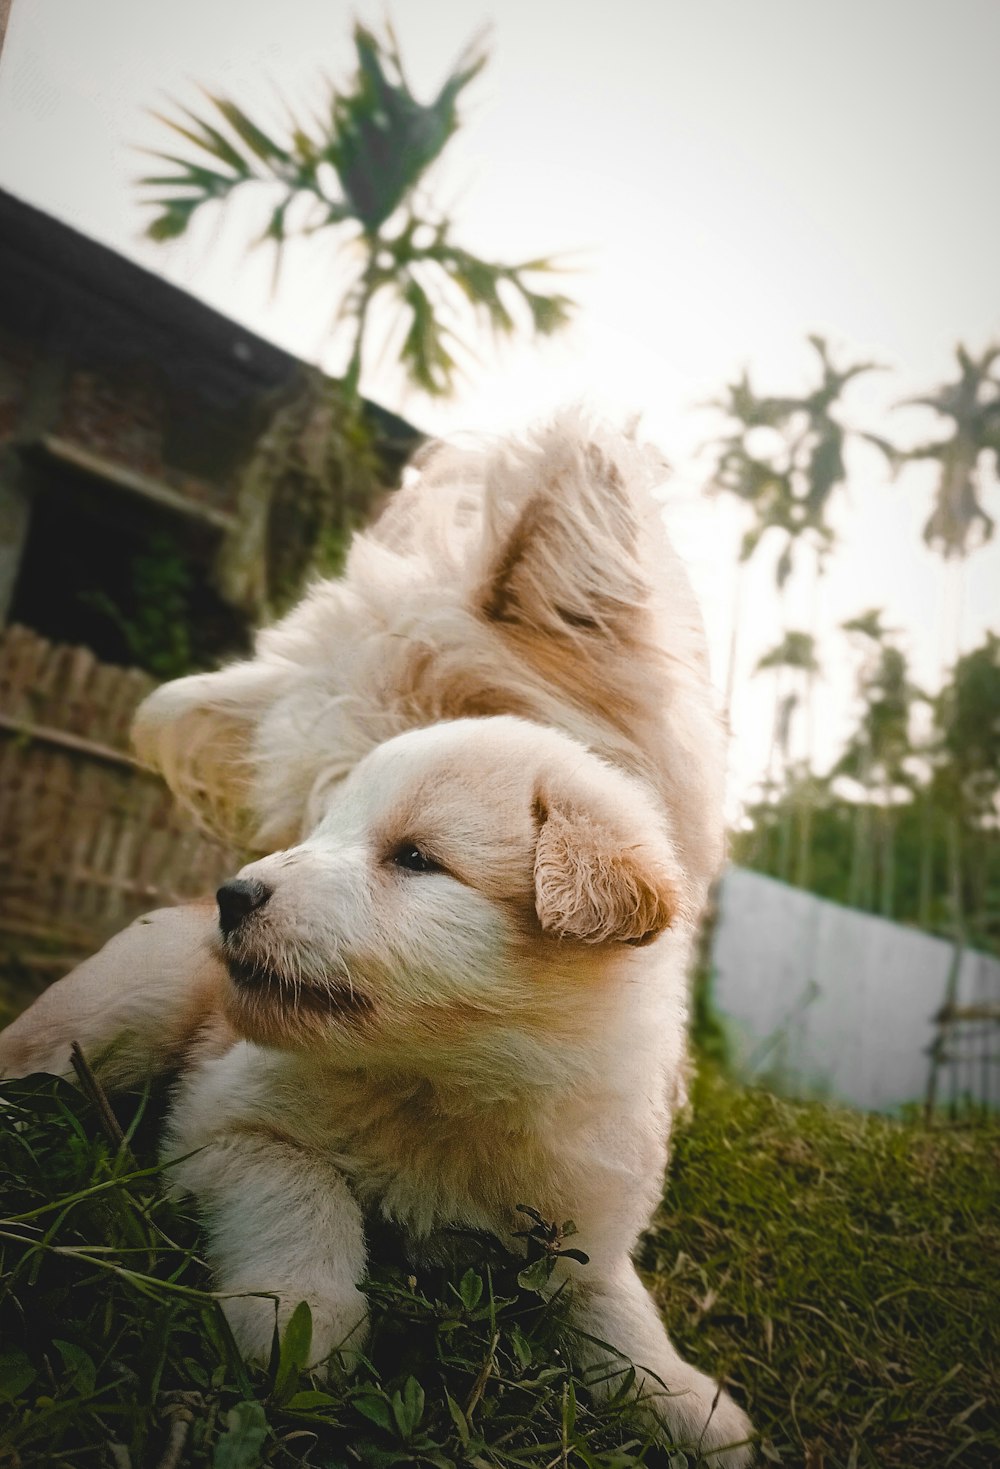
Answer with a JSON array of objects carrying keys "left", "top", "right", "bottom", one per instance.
[{"left": 9, "top": 468, "right": 250, "bottom": 678}]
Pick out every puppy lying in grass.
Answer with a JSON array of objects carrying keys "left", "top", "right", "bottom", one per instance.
[{"left": 0, "top": 417, "right": 753, "bottom": 1465}]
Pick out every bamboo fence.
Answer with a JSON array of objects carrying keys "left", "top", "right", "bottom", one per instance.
[{"left": 0, "top": 624, "right": 237, "bottom": 973}]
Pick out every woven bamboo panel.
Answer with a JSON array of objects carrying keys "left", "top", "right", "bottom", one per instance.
[{"left": 0, "top": 625, "right": 238, "bottom": 967}]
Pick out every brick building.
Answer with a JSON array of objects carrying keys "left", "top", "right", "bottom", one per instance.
[{"left": 0, "top": 187, "right": 418, "bottom": 668}]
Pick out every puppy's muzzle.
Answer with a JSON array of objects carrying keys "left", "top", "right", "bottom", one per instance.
[{"left": 217, "top": 878, "right": 272, "bottom": 938}]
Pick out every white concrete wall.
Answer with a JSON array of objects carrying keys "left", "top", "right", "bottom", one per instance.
[{"left": 710, "top": 867, "right": 1000, "bottom": 1113}]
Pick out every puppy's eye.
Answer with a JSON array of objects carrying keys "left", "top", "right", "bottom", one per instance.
[{"left": 391, "top": 843, "right": 443, "bottom": 874}]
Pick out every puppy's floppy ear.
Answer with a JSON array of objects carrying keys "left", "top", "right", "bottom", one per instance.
[
  {"left": 133, "top": 660, "right": 289, "bottom": 848},
  {"left": 532, "top": 778, "right": 688, "bottom": 947},
  {"left": 476, "top": 417, "right": 654, "bottom": 642}
]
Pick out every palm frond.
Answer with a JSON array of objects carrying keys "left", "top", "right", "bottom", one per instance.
[
  {"left": 895, "top": 343, "right": 1000, "bottom": 557},
  {"left": 330, "top": 24, "right": 487, "bottom": 233},
  {"left": 203, "top": 94, "right": 290, "bottom": 166},
  {"left": 148, "top": 105, "right": 252, "bottom": 176},
  {"left": 842, "top": 609, "right": 894, "bottom": 643},
  {"left": 389, "top": 227, "right": 575, "bottom": 344},
  {"left": 756, "top": 631, "right": 820, "bottom": 675},
  {"left": 398, "top": 275, "right": 458, "bottom": 396},
  {"left": 522, "top": 287, "right": 575, "bottom": 336}
]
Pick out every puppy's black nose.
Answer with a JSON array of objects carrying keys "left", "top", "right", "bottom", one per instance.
[{"left": 217, "top": 878, "right": 272, "bottom": 936}]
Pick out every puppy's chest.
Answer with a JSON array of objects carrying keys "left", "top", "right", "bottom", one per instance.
[{"left": 318, "top": 1080, "right": 565, "bottom": 1236}]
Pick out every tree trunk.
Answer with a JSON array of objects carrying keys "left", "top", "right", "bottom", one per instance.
[
  {"left": 923, "top": 814, "right": 967, "bottom": 1121},
  {"left": 918, "top": 791, "right": 934, "bottom": 928},
  {"left": 794, "top": 789, "right": 813, "bottom": 891},
  {"left": 879, "top": 805, "right": 895, "bottom": 919}
]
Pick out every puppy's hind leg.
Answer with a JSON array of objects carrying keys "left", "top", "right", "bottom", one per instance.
[
  {"left": 569, "top": 1259, "right": 754, "bottom": 1467},
  {"left": 0, "top": 903, "right": 227, "bottom": 1087}
]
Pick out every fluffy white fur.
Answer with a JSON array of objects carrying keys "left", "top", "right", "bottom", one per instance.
[
  {"left": 132, "top": 417, "right": 725, "bottom": 895},
  {"left": 0, "top": 415, "right": 753, "bottom": 1464}
]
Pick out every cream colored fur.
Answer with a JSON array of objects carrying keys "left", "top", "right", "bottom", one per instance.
[
  {"left": 0, "top": 415, "right": 752, "bottom": 1464},
  {"left": 132, "top": 416, "right": 725, "bottom": 895}
]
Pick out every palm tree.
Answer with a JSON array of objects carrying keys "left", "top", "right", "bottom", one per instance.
[
  {"left": 836, "top": 611, "right": 924, "bottom": 916},
  {"left": 933, "top": 634, "right": 1000, "bottom": 943},
  {"left": 898, "top": 344, "right": 1000, "bottom": 559},
  {"left": 753, "top": 630, "right": 821, "bottom": 883},
  {"left": 891, "top": 346, "right": 1000, "bottom": 1078},
  {"left": 708, "top": 338, "right": 884, "bottom": 850},
  {"left": 140, "top": 24, "right": 574, "bottom": 400},
  {"left": 922, "top": 632, "right": 1000, "bottom": 1116},
  {"left": 708, "top": 335, "right": 882, "bottom": 589}
]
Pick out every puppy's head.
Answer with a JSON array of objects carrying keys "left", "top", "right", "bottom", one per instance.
[{"left": 213, "top": 717, "right": 689, "bottom": 1071}]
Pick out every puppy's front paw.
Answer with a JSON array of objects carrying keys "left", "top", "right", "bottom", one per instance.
[
  {"left": 223, "top": 1288, "right": 367, "bottom": 1373},
  {"left": 308, "top": 1291, "right": 369, "bottom": 1374},
  {"left": 690, "top": 1388, "right": 755, "bottom": 1467},
  {"left": 641, "top": 1369, "right": 754, "bottom": 1467}
]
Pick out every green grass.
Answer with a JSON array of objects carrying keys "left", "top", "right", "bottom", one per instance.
[
  {"left": 643, "top": 1071, "right": 1000, "bottom": 1468},
  {"left": 0, "top": 1068, "right": 997, "bottom": 1468},
  {"left": 0, "top": 1075, "right": 682, "bottom": 1469}
]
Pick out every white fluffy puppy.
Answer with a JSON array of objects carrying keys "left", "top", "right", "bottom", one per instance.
[{"left": 0, "top": 418, "right": 753, "bottom": 1464}]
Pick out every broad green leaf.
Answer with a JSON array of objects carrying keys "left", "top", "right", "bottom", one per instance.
[
  {"left": 272, "top": 1299, "right": 313, "bottom": 1402},
  {"left": 213, "top": 1401, "right": 269, "bottom": 1469},
  {"left": 53, "top": 1340, "right": 96, "bottom": 1398},
  {"left": 509, "top": 1326, "right": 533, "bottom": 1369},
  {"left": 0, "top": 1350, "right": 35, "bottom": 1400},
  {"left": 459, "top": 1268, "right": 483, "bottom": 1311},
  {"left": 284, "top": 1388, "right": 340, "bottom": 1412},
  {"left": 390, "top": 1374, "right": 424, "bottom": 1438},
  {"left": 354, "top": 1391, "right": 393, "bottom": 1430},
  {"left": 444, "top": 1388, "right": 470, "bottom": 1445},
  {"left": 517, "top": 1254, "right": 554, "bottom": 1293}
]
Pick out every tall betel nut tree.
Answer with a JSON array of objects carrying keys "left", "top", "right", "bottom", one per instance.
[{"left": 140, "top": 24, "right": 574, "bottom": 401}]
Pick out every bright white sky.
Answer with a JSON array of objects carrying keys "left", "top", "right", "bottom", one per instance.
[{"left": 2, "top": 0, "right": 998, "bottom": 809}]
